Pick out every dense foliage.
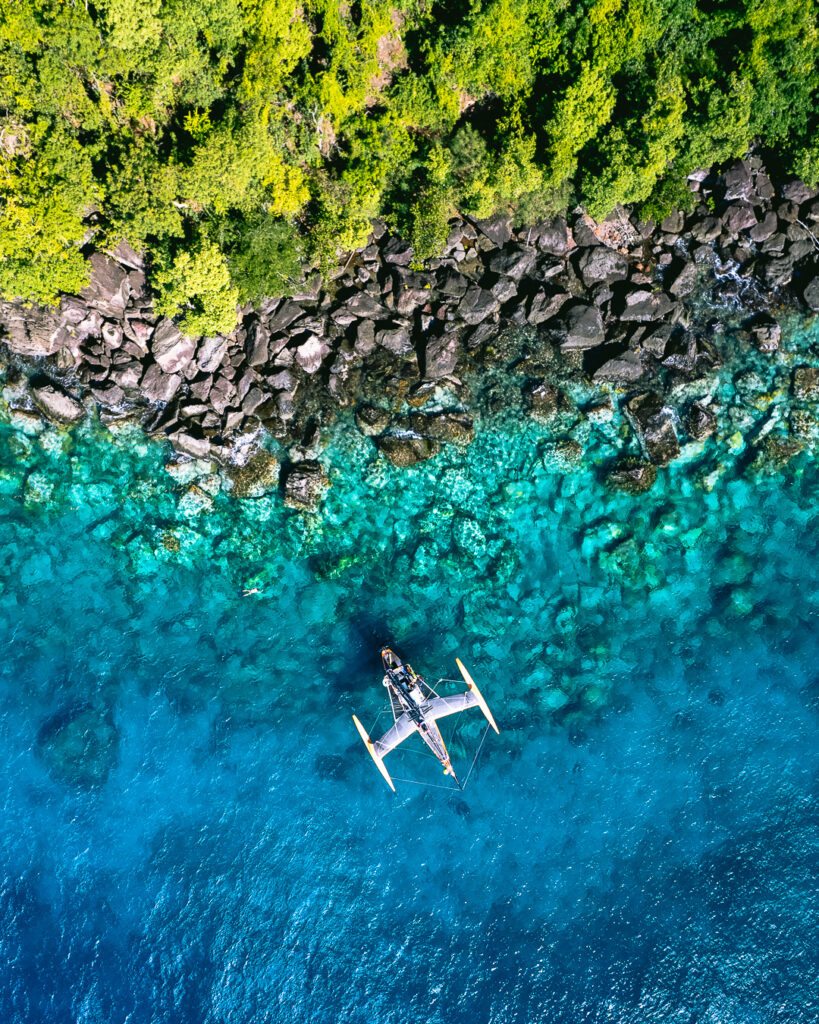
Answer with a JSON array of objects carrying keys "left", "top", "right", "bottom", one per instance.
[{"left": 1, "top": 0, "right": 817, "bottom": 332}]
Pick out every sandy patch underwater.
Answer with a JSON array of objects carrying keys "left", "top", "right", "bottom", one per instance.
[{"left": 0, "top": 321, "right": 817, "bottom": 1023}]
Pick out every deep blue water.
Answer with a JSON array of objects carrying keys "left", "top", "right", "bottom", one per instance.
[{"left": 0, "top": 321, "right": 817, "bottom": 1022}]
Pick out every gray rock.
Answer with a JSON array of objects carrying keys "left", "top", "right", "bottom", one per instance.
[
  {"left": 527, "top": 290, "right": 568, "bottom": 325},
  {"left": 152, "top": 319, "right": 196, "bottom": 374},
  {"left": 661, "top": 210, "right": 685, "bottom": 233},
  {"left": 577, "top": 246, "right": 629, "bottom": 287},
  {"left": 81, "top": 254, "right": 130, "bottom": 317},
  {"left": 341, "top": 291, "right": 388, "bottom": 319},
  {"left": 283, "top": 460, "right": 330, "bottom": 509},
  {"left": 690, "top": 216, "right": 722, "bottom": 243},
  {"left": 141, "top": 363, "right": 182, "bottom": 403},
  {"left": 245, "top": 322, "right": 269, "bottom": 367},
  {"left": 474, "top": 214, "right": 512, "bottom": 248},
  {"left": 197, "top": 335, "right": 228, "bottom": 373},
  {"left": 108, "top": 360, "right": 143, "bottom": 390},
  {"left": 491, "top": 277, "right": 518, "bottom": 304},
  {"left": 0, "top": 301, "right": 64, "bottom": 356},
  {"left": 268, "top": 300, "right": 305, "bottom": 333},
  {"left": 488, "top": 244, "right": 537, "bottom": 281},
  {"left": 723, "top": 160, "right": 753, "bottom": 201},
  {"left": 761, "top": 254, "right": 795, "bottom": 288},
  {"left": 536, "top": 217, "right": 570, "bottom": 256},
  {"left": 169, "top": 431, "right": 210, "bottom": 458},
  {"left": 355, "top": 319, "right": 377, "bottom": 356},
  {"left": 89, "top": 380, "right": 125, "bottom": 407},
  {"left": 458, "top": 286, "right": 500, "bottom": 326},
  {"left": 749, "top": 211, "right": 778, "bottom": 243},
  {"left": 377, "top": 326, "right": 413, "bottom": 356},
  {"left": 748, "top": 316, "right": 781, "bottom": 353},
  {"left": 424, "top": 331, "right": 460, "bottom": 378},
  {"left": 781, "top": 179, "right": 816, "bottom": 204},
  {"left": 593, "top": 349, "right": 645, "bottom": 383},
  {"left": 722, "top": 203, "right": 757, "bottom": 235},
  {"left": 803, "top": 276, "right": 819, "bottom": 312},
  {"left": 101, "top": 321, "right": 123, "bottom": 349},
  {"left": 31, "top": 381, "right": 86, "bottom": 424},
  {"left": 381, "top": 238, "right": 414, "bottom": 265},
  {"left": 294, "top": 334, "right": 327, "bottom": 374},
  {"left": 374, "top": 434, "right": 441, "bottom": 467},
  {"left": 559, "top": 303, "right": 605, "bottom": 349},
  {"left": 667, "top": 262, "right": 699, "bottom": 298},
  {"left": 618, "top": 289, "right": 676, "bottom": 322},
  {"left": 625, "top": 391, "right": 681, "bottom": 465},
  {"left": 437, "top": 269, "right": 470, "bottom": 299}
]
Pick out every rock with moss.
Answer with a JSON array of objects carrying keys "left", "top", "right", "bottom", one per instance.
[
  {"left": 540, "top": 438, "right": 584, "bottom": 471},
  {"left": 374, "top": 434, "right": 441, "bottom": 467},
  {"left": 791, "top": 366, "right": 819, "bottom": 401},
  {"left": 606, "top": 459, "right": 658, "bottom": 495},
  {"left": 354, "top": 404, "right": 391, "bottom": 436},
  {"left": 282, "top": 460, "right": 330, "bottom": 509},
  {"left": 409, "top": 411, "right": 474, "bottom": 446},
  {"left": 227, "top": 451, "right": 280, "bottom": 498}
]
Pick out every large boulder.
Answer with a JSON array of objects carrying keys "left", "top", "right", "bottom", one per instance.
[
  {"left": 722, "top": 160, "right": 753, "bottom": 201},
  {"left": 577, "top": 246, "right": 629, "bottom": 287},
  {"left": 488, "top": 244, "right": 536, "bottom": 281},
  {"left": 282, "top": 460, "right": 330, "bottom": 509},
  {"left": 618, "top": 289, "right": 676, "bottom": 322},
  {"left": 748, "top": 316, "right": 781, "bottom": 353},
  {"left": 151, "top": 318, "right": 196, "bottom": 374},
  {"left": 667, "top": 262, "right": 699, "bottom": 298},
  {"left": 424, "top": 331, "right": 460, "bottom": 378},
  {"left": 593, "top": 349, "right": 645, "bottom": 383},
  {"left": 802, "top": 276, "right": 819, "bottom": 313},
  {"left": 473, "top": 214, "right": 512, "bottom": 248},
  {"left": 31, "top": 381, "right": 86, "bottom": 424},
  {"left": 458, "top": 286, "right": 500, "bottom": 326},
  {"left": 625, "top": 391, "right": 681, "bottom": 465},
  {"left": 559, "top": 303, "right": 605, "bottom": 349},
  {"left": 293, "top": 334, "right": 328, "bottom": 373},
  {"left": 141, "top": 363, "right": 182, "bottom": 403},
  {"left": 374, "top": 434, "right": 441, "bottom": 467},
  {"left": 0, "top": 301, "right": 64, "bottom": 356},
  {"left": 81, "top": 254, "right": 131, "bottom": 317}
]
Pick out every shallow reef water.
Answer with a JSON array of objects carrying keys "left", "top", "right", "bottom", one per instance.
[{"left": 0, "top": 319, "right": 817, "bottom": 1023}]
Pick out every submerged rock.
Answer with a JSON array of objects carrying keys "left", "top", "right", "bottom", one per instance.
[{"left": 36, "top": 703, "right": 119, "bottom": 788}]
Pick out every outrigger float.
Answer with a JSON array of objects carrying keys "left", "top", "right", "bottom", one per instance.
[{"left": 352, "top": 648, "right": 499, "bottom": 791}]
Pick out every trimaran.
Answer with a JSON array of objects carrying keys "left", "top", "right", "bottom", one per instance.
[{"left": 352, "top": 647, "right": 499, "bottom": 791}]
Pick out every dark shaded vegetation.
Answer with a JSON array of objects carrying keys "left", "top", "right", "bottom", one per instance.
[{"left": 1, "top": 0, "right": 817, "bottom": 332}]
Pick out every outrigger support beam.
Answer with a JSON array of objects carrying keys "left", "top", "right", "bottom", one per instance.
[
  {"left": 456, "top": 658, "right": 500, "bottom": 734},
  {"left": 352, "top": 714, "right": 396, "bottom": 791}
]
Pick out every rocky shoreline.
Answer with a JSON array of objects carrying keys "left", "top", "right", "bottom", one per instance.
[{"left": 1, "top": 155, "right": 818, "bottom": 508}]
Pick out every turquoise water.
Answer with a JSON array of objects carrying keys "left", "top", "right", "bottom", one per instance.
[{"left": 0, "top": 319, "right": 817, "bottom": 1022}]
